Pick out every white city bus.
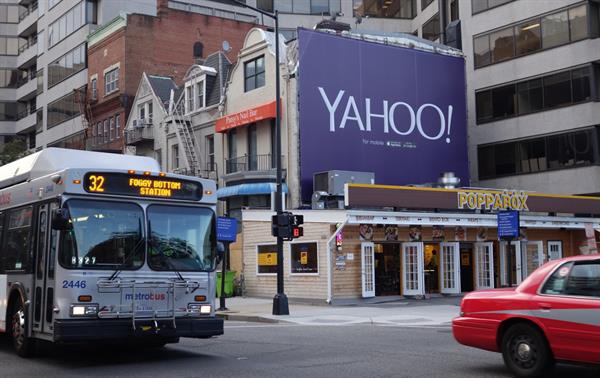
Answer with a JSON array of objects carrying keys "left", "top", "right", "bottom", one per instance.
[{"left": 0, "top": 148, "right": 222, "bottom": 357}]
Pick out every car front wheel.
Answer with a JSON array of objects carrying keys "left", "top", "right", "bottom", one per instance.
[{"left": 501, "top": 323, "right": 553, "bottom": 378}]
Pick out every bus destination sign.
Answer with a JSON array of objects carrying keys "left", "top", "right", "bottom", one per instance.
[{"left": 83, "top": 172, "right": 203, "bottom": 201}]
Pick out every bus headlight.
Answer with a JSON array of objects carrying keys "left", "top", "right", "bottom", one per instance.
[
  {"left": 187, "top": 304, "right": 211, "bottom": 314},
  {"left": 70, "top": 304, "right": 99, "bottom": 317}
]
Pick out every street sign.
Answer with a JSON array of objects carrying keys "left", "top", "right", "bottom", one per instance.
[
  {"left": 217, "top": 217, "right": 238, "bottom": 242},
  {"left": 497, "top": 211, "right": 520, "bottom": 239}
]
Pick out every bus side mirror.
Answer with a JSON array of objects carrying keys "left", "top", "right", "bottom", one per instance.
[
  {"left": 51, "top": 208, "right": 71, "bottom": 230},
  {"left": 216, "top": 242, "right": 225, "bottom": 264}
]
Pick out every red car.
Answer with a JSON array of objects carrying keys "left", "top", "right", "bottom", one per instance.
[{"left": 453, "top": 254, "right": 600, "bottom": 378}]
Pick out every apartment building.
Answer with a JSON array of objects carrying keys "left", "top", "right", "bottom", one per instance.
[
  {"left": 0, "top": 1, "right": 20, "bottom": 146},
  {"left": 3, "top": 0, "right": 159, "bottom": 152},
  {"left": 84, "top": 4, "right": 255, "bottom": 154}
]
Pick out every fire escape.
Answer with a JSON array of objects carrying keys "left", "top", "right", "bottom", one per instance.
[{"left": 166, "top": 89, "right": 202, "bottom": 176}]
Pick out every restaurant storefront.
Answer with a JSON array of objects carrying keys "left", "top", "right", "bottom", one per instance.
[{"left": 240, "top": 184, "right": 600, "bottom": 302}]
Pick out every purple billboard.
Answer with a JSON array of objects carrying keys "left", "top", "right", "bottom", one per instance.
[{"left": 298, "top": 28, "right": 469, "bottom": 201}]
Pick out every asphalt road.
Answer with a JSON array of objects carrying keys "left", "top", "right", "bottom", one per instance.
[{"left": 1, "top": 322, "right": 598, "bottom": 378}]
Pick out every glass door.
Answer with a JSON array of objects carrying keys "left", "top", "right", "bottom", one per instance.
[
  {"left": 402, "top": 242, "right": 424, "bottom": 296},
  {"left": 522, "top": 241, "right": 544, "bottom": 278},
  {"left": 500, "top": 241, "right": 523, "bottom": 286},
  {"left": 361, "top": 242, "right": 375, "bottom": 298},
  {"left": 475, "top": 242, "right": 494, "bottom": 289},
  {"left": 440, "top": 242, "right": 461, "bottom": 294}
]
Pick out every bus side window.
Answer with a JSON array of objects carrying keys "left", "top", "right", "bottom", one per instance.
[
  {"left": 3, "top": 206, "right": 33, "bottom": 272},
  {"left": 0, "top": 212, "right": 4, "bottom": 273}
]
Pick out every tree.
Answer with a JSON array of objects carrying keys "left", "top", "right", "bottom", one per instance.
[{"left": 0, "top": 138, "right": 30, "bottom": 166}]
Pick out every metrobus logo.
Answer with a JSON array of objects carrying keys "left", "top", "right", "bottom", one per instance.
[{"left": 124, "top": 293, "right": 166, "bottom": 301}]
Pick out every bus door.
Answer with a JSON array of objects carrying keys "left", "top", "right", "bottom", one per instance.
[{"left": 33, "top": 202, "right": 58, "bottom": 335}]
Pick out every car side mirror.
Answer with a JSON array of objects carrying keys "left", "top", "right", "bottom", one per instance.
[{"left": 51, "top": 208, "right": 71, "bottom": 230}]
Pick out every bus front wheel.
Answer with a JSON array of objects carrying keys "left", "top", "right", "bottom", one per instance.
[{"left": 10, "top": 299, "right": 35, "bottom": 358}]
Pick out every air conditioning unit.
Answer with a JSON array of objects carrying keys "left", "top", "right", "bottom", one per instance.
[
  {"left": 133, "top": 119, "right": 143, "bottom": 128},
  {"left": 312, "top": 170, "right": 375, "bottom": 209}
]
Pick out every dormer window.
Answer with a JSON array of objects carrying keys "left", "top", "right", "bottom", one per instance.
[
  {"left": 196, "top": 80, "right": 205, "bottom": 110},
  {"left": 185, "top": 76, "right": 206, "bottom": 114}
]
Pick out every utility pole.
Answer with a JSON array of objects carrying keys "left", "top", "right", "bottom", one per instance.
[{"left": 231, "top": 0, "right": 288, "bottom": 315}]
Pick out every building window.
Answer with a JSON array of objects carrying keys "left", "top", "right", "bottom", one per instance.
[
  {"left": 259, "top": 0, "right": 341, "bottom": 15},
  {"left": 115, "top": 114, "right": 120, "bottom": 138},
  {"left": 354, "top": 0, "right": 416, "bottom": 19},
  {"left": 109, "top": 117, "right": 115, "bottom": 140},
  {"left": 0, "top": 102, "right": 17, "bottom": 121},
  {"left": 90, "top": 77, "right": 97, "bottom": 99},
  {"left": 196, "top": 80, "right": 205, "bottom": 109},
  {"left": 450, "top": 0, "right": 459, "bottom": 21},
  {"left": 96, "top": 122, "right": 102, "bottom": 144},
  {"left": 36, "top": 69, "right": 44, "bottom": 94},
  {"left": 541, "top": 10, "right": 569, "bottom": 49},
  {"left": 422, "top": 13, "right": 440, "bottom": 41},
  {"left": 244, "top": 56, "right": 265, "bottom": 92},
  {"left": 0, "top": 4, "right": 19, "bottom": 23},
  {"left": 515, "top": 20, "right": 541, "bottom": 56},
  {"left": 104, "top": 68, "right": 119, "bottom": 95},
  {"left": 148, "top": 102, "right": 153, "bottom": 120},
  {"left": 185, "top": 86, "right": 193, "bottom": 113},
  {"left": 472, "top": 0, "right": 513, "bottom": 15},
  {"left": 0, "top": 68, "right": 17, "bottom": 88},
  {"left": 257, "top": 244, "right": 277, "bottom": 274},
  {"left": 421, "top": 0, "right": 434, "bottom": 11},
  {"left": 0, "top": 36, "right": 19, "bottom": 56},
  {"left": 48, "top": 44, "right": 86, "bottom": 88},
  {"left": 474, "top": 3, "right": 593, "bottom": 68},
  {"left": 226, "top": 129, "right": 237, "bottom": 174},
  {"left": 476, "top": 65, "right": 592, "bottom": 124},
  {"left": 206, "top": 135, "right": 215, "bottom": 170},
  {"left": 48, "top": 1, "right": 87, "bottom": 48},
  {"left": 248, "top": 123, "right": 257, "bottom": 171},
  {"left": 47, "top": 92, "right": 80, "bottom": 128},
  {"left": 290, "top": 242, "right": 319, "bottom": 275},
  {"left": 477, "top": 128, "right": 597, "bottom": 180},
  {"left": 172, "top": 144, "right": 179, "bottom": 169},
  {"left": 103, "top": 119, "right": 108, "bottom": 143}
]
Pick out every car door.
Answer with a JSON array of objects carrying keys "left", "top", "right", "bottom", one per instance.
[{"left": 535, "top": 259, "right": 600, "bottom": 364}]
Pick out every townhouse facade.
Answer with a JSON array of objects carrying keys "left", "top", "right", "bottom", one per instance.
[{"left": 85, "top": 3, "right": 256, "bottom": 154}]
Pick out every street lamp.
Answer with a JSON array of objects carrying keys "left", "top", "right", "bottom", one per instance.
[{"left": 231, "top": 1, "right": 288, "bottom": 316}]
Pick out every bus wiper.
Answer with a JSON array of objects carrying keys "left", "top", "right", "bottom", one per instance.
[
  {"left": 148, "top": 220, "right": 184, "bottom": 282},
  {"left": 109, "top": 220, "right": 144, "bottom": 281}
]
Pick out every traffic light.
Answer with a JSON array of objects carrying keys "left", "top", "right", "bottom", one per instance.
[{"left": 271, "top": 212, "right": 304, "bottom": 240}]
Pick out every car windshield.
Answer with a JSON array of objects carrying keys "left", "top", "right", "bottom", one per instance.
[
  {"left": 147, "top": 205, "right": 215, "bottom": 272},
  {"left": 59, "top": 199, "right": 144, "bottom": 269}
]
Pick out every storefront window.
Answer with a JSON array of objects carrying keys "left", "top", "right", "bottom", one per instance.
[
  {"left": 257, "top": 244, "right": 277, "bottom": 274},
  {"left": 290, "top": 242, "right": 318, "bottom": 274}
]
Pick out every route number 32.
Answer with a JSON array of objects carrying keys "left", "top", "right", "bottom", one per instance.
[{"left": 88, "top": 175, "right": 105, "bottom": 192}]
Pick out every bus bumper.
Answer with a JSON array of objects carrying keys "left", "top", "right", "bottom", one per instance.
[{"left": 53, "top": 317, "right": 224, "bottom": 343}]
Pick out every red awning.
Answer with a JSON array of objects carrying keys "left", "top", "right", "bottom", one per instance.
[{"left": 215, "top": 100, "right": 278, "bottom": 133}]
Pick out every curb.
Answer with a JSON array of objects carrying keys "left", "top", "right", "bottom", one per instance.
[{"left": 217, "top": 312, "right": 281, "bottom": 324}]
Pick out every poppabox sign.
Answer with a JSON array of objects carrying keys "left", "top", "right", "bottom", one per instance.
[{"left": 298, "top": 29, "right": 469, "bottom": 200}]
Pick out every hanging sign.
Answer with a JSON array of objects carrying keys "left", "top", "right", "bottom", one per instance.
[
  {"left": 497, "top": 211, "right": 520, "bottom": 239},
  {"left": 217, "top": 217, "right": 238, "bottom": 242}
]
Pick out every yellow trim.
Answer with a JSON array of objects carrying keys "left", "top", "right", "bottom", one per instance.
[{"left": 347, "top": 183, "right": 600, "bottom": 202}]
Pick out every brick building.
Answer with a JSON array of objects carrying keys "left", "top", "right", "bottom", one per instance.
[{"left": 85, "top": 1, "right": 257, "bottom": 152}]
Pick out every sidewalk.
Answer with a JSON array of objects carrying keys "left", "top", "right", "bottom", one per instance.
[{"left": 216, "top": 296, "right": 461, "bottom": 327}]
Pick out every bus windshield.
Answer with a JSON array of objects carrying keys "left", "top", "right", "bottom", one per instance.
[
  {"left": 148, "top": 205, "right": 215, "bottom": 272},
  {"left": 59, "top": 199, "right": 145, "bottom": 269}
]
